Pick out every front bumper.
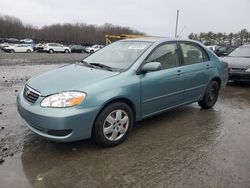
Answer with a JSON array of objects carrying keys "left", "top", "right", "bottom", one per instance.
[
  {"left": 229, "top": 71, "right": 250, "bottom": 82},
  {"left": 17, "top": 90, "right": 100, "bottom": 142}
]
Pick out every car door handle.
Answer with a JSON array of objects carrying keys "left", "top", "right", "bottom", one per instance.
[
  {"left": 176, "top": 70, "right": 183, "bottom": 75},
  {"left": 206, "top": 64, "right": 210, "bottom": 69}
]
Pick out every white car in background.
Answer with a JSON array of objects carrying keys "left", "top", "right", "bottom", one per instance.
[
  {"left": 20, "top": 38, "right": 34, "bottom": 43},
  {"left": 85, "top": 44, "right": 104, "bottom": 53},
  {"left": 206, "top": 45, "right": 218, "bottom": 52},
  {"left": 3, "top": 44, "right": 33, "bottom": 53},
  {"left": 43, "top": 43, "right": 71, "bottom": 53}
]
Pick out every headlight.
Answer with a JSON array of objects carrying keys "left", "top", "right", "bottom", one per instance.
[
  {"left": 246, "top": 68, "right": 250, "bottom": 72},
  {"left": 41, "top": 91, "right": 86, "bottom": 108}
]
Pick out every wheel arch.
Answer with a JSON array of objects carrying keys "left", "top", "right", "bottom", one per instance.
[
  {"left": 211, "top": 77, "right": 221, "bottom": 88},
  {"left": 91, "top": 97, "right": 136, "bottom": 137}
]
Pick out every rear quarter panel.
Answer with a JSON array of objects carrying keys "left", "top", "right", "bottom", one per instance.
[{"left": 205, "top": 48, "right": 228, "bottom": 87}]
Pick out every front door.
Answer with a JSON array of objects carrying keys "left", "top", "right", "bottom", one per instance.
[{"left": 140, "top": 43, "right": 185, "bottom": 118}]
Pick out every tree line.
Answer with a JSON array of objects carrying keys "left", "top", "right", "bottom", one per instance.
[
  {"left": 0, "top": 15, "right": 143, "bottom": 45},
  {"left": 188, "top": 29, "right": 250, "bottom": 46}
]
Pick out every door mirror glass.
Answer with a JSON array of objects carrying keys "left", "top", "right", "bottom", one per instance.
[{"left": 141, "top": 62, "right": 162, "bottom": 73}]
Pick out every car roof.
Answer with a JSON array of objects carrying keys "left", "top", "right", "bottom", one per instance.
[{"left": 121, "top": 37, "right": 199, "bottom": 44}]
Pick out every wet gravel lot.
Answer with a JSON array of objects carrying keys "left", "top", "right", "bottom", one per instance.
[{"left": 0, "top": 53, "right": 250, "bottom": 188}]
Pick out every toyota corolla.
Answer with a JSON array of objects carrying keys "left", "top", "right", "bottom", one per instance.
[{"left": 17, "top": 38, "right": 228, "bottom": 147}]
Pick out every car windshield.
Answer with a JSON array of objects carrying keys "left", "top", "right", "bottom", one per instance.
[
  {"left": 83, "top": 41, "right": 152, "bottom": 71},
  {"left": 228, "top": 46, "right": 250, "bottom": 58}
]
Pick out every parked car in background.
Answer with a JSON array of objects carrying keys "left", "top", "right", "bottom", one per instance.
[
  {"left": 0, "top": 43, "right": 10, "bottom": 50},
  {"left": 215, "top": 46, "right": 237, "bottom": 57},
  {"left": 20, "top": 38, "right": 34, "bottom": 44},
  {"left": 34, "top": 43, "right": 45, "bottom": 52},
  {"left": 6, "top": 38, "right": 19, "bottom": 43},
  {"left": 17, "top": 38, "right": 228, "bottom": 147},
  {"left": 25, "top": 43, "right": 36, "bottom": 50},
  {"left": 221, "top": 44, "right": 250, "bottom": 82},
  {"left": 85, "top": 44, "right": 103, "bottom": 53},
  {"left": 3, "top": 44, "right": 33, "bottom": 53},
  {"left": 206, "top": 45, "right": 218, "bottom": 52},
  {"left": 70, "top": 45, "right": 85, "bottom": 53},
  {"left": 43, "top": 43, "right": 71, "bottom": 53}
]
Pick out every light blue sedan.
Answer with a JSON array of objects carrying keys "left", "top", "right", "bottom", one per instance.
[{"left": 17, "top": 38, "right": 228, "bottom": 147}]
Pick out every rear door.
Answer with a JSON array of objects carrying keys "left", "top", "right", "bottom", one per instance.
[
  {"left": 179, "top": 42, "right": 211, "bottom": 102},
  {"left": 140, "top": 42, "right": 185, "bottom": 117},
  {"left": 54, "top": 44, "right": 61, "bottom": 52},
  {"left": 58, "top": 44, "right": 64, "bottom": 52}
]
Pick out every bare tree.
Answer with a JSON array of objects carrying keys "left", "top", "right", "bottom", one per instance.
[
  {"left": 188, "top": 29, "right": 250, "bottom": 46},
  {"left": 0, "top": 15, "right": 143, "bottom": 45}
]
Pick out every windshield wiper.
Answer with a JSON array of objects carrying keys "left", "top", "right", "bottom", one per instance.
[
  {"left": 90, "top": 63, "right": 113, "bottom": 71},
  {"left": 78, "top": 60, "right": 95, "bottom": 68}
]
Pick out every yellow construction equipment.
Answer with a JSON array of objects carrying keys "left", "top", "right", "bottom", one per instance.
[{"left": 105, "top": 34, "right": 146, "bottom": 45}]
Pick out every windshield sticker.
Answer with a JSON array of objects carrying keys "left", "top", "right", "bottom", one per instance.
[{"left": 128, "top": 45, "right": 146, "bottom": 50}]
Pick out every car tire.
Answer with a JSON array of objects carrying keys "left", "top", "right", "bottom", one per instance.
[
  {"left": 49, "top": 49, "right": 54, "bottom": 53},
  {"left": 10, "top": 49, "right": 15, "bottom": 53},
  {"left": 93, "top": 102, "right": 134, "bottom": 147},
  {"left": 198, "top": 80, "right": 220, "bottom": 109},
  {"left": 90, "top": 50, "right": 94, "bottom": 54},
  {"left": 27, "top": 49, "right": 31, "bottom": 53},
  {"left": 64, "top": 49, "right": 69, "bottom": 53}
]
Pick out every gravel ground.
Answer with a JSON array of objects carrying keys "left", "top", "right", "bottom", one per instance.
[
  {"left": 0, "top": 52, "right": 87, "bottom": 65},
  {"left": 0, "top": 53, "right": 250, "bottom": 188}
]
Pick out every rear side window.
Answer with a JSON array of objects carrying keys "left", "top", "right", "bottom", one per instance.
[
  {"left": 145, "top": 43, "right": 180, "bottom": 69},
  {"left": 180, "top": 43, "right": 209, "bottom": 65}
]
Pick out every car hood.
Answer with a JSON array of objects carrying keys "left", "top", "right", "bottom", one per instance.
[
  {"left": 221, "top": 56, "right": 250, "bottom": 69},
  {"left": 27, "top": 64, "right": 120, "bottom": 96}
]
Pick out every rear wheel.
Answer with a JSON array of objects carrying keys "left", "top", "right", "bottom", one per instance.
[
  {"left": 90, "top": 50, "right": 94, "bottom": 54},
  {"left": 26, "top": 49, "right": 31, "bottom": 53},
  {"left": 49, "top": 49, "right": 54, "bottom": 53},
  {"left": 10, "top": 49, "right": 15, "bottom": 53},
  {"left": 93, "top": 102, "right": 134, "bottom": 147},
  {"left": 64, "top": 49, "right": 70, "bottom": 53},
  {"left": 198, "top": 81, "right": 219, "bottom": 109}
]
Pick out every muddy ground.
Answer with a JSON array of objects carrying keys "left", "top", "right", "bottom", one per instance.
[{"left": 0, "top": 53, "right": 250, "bottom": 188}]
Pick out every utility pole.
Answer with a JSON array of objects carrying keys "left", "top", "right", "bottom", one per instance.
[{"left": 175, "top": 10, "right": 179, "bottom": 38}]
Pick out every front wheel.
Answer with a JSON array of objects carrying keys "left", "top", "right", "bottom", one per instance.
[
  {"left": 93, "top": 102, "right": 134, "bottom": 147},
  {"left": 198, "top": 81, "right": 220, "bottom": 109}
]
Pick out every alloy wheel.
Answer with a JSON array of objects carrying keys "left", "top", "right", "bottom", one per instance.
[{"left": 103, "top": 109, "right": 129, "bottom": 141}]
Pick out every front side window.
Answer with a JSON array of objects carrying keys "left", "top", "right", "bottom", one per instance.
[
  {"left": 145, "top": 43, "right": 180, "bottom": 69},
  {"left": 84, "top": 41, "right": 152, "bottom": 70},
  {"left": 181, "top": 43, "right": 209, "bottom": 65}
]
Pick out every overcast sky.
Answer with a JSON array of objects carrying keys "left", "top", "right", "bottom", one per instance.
[{"left": 0, "top": 0, "right": 249, "bottom": 37}]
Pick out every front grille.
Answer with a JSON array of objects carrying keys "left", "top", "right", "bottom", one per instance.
[{"left": 23, "top": 85, "right": 40, "bottom": 103}]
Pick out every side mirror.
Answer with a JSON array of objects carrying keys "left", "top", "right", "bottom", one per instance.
[{"left": 141, "top": 62, "right": 162, "bottom": 73}]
